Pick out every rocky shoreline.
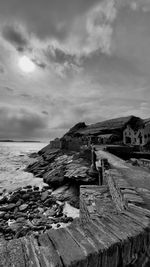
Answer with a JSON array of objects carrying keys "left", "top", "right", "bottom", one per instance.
[
  {"left": 0, "top": 144, "right": 96, "bottom": 241},
  {"left": 0, "top": 184, "right": 77, "bottom": 241},
  {"left": 26, "top": 146, "right": 98, "bottom": 207}
]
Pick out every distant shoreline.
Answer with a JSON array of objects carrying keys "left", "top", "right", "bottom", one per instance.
[{"left": 0, "top": 140, "right": 42, "bottom": 143}]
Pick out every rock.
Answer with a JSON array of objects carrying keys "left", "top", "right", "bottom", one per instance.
[
  {"left": 32, "top": 218, "right": 47, "bottom": 226},
  {"left": 27, "top": 189, "right": 33, "bottom": 193},
  {"left": 52, "top": 185, "right": 79, "bottom": 208},
  {"left": 16, "top": 217, "right": 26, "bottom": 223},
  {"left": 0, "top": 196, "right": 8, "bottom": 205},
  {"left": 43, "top": 197, "right": 55, "bottom": 206},
  {"left": 19, "top": 204, "right": 28, "bottom": 211},
  {"left": 8, "top": 193, "right": 20, "bottom": 203},
  {"left": 43, "top": 166, "right": 65, "bottom": 187},
  {"left": 44, "top": 208, "right": 56, "bottom": 217},
  {"left": 37, "top": 207, "right": 44, "bottom": 213},
  {"left": 46, "top": 225, "right": 52, "bottom": 229},
  {"left": 0, "top": 211, "right": 5, "bottom": 218},
  {"left": 3, "top": 213, "right": 10, "bottom": 220},
  {"left": 13, "top": 207, "right": 19, "bottom": 214},
  {"left": 33, "top": 186, "right": 39, "bottom": 191},
  {"left": 0, "top": 203, "right": 17, "bottom": 211},
  {"left": 24, "top": 185, "right": 32, "bottom": 189},
  {"left": 8, "top": 221, "right": 21, "bottom": 233},
  {"left": 19, "top": 190, "right": 27, "bottom": 195},
  {"left": 41, "top": 191, "right": 49, "bottom": 201},
  {"left": 15, "top": 226, "right": 30, "bottom": 238},
  {"left": 22, "top": 193, "right": 30, "bottom": 201},
  {"left": 16, "top": 199, "right": 24, "bottom": 206}
]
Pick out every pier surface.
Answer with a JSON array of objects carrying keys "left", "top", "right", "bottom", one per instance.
[{"left": 1, "top": 149, "right": 150, "bottom": 267}]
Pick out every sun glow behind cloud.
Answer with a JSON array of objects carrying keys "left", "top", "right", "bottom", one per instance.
[{"left": 18, "top": 55, "right": 35, "bottom": 73}]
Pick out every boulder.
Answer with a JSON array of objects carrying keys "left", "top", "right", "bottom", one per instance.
[{"left": 52, "top": 184, "right": 79, "bottom": 208}]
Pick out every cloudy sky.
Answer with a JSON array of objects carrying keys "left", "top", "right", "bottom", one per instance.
[{"left": 0, "top": 0, "right": 150, "bottom": 140}]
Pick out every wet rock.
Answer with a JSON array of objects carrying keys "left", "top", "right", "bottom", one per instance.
[{"left": 19, "top": 204, "right": 28, "bottom": 211}]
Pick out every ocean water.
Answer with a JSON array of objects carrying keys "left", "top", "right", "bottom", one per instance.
[{"left": 0, "top": 142, "right": 47, "bottom": 193}]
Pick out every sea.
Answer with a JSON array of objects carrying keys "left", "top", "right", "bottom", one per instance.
[{"left": 0, "top": 142, "right": 47, "bottom": 194}]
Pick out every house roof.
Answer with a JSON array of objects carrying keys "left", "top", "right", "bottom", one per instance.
[{"left": 78, "top": 116, "right": 143, "bottom": 135}]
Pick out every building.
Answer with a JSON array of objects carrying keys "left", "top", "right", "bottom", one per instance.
[
  {"left": 98, "top": 133, "right": 120, "bottom": 144},
  {"left": 123, "top": 118, "right": 150, "bottom": 146},
  {"left": 49, "top": 116, "right": 150, "bottom": 152},
  {"left": 50, "top": 138, "right": 62, "bottom": 149}
]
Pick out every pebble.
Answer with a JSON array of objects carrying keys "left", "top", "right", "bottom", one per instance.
[
  {"left": 41, "top": 191, "right": 49, "bottom": 202},
  {"left": 19, "top": 204, "right": 28, "bottom": 211}
]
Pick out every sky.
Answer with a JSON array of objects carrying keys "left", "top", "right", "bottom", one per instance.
[{"left": 0, "top": 0, "right": 150, "bottom": 140}]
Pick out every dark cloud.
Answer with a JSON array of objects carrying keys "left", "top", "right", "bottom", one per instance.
[
  {"left": 2, "top": 24, "right": 29, "bottom": 51},
  {"left": 0, "top": 105, "right": 48, "bottom": 139},
  {"left": 20, "top": 93, "right": 31, "bottom": 98},
  {"left": 46, "top": 46, "right": 77, "bottom": 64},
  {"left": 4, "top": 86, "right": 14, "bottom": 92},
  {"left": 32, "top": 58, "right": 46, "bottom": 69},
  {"left": 0, "top": 0, "right": 100, "bottom": 40},
  {"left": 0, "top": 65, "right": 5, "bottom": 74},
  {"left": 42, "top": 110, "right": 48, "bottom": 115}
]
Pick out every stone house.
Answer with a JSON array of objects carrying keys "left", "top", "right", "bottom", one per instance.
[{"left": 123, "top": 118, "right": 150, "bottom": 146}]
